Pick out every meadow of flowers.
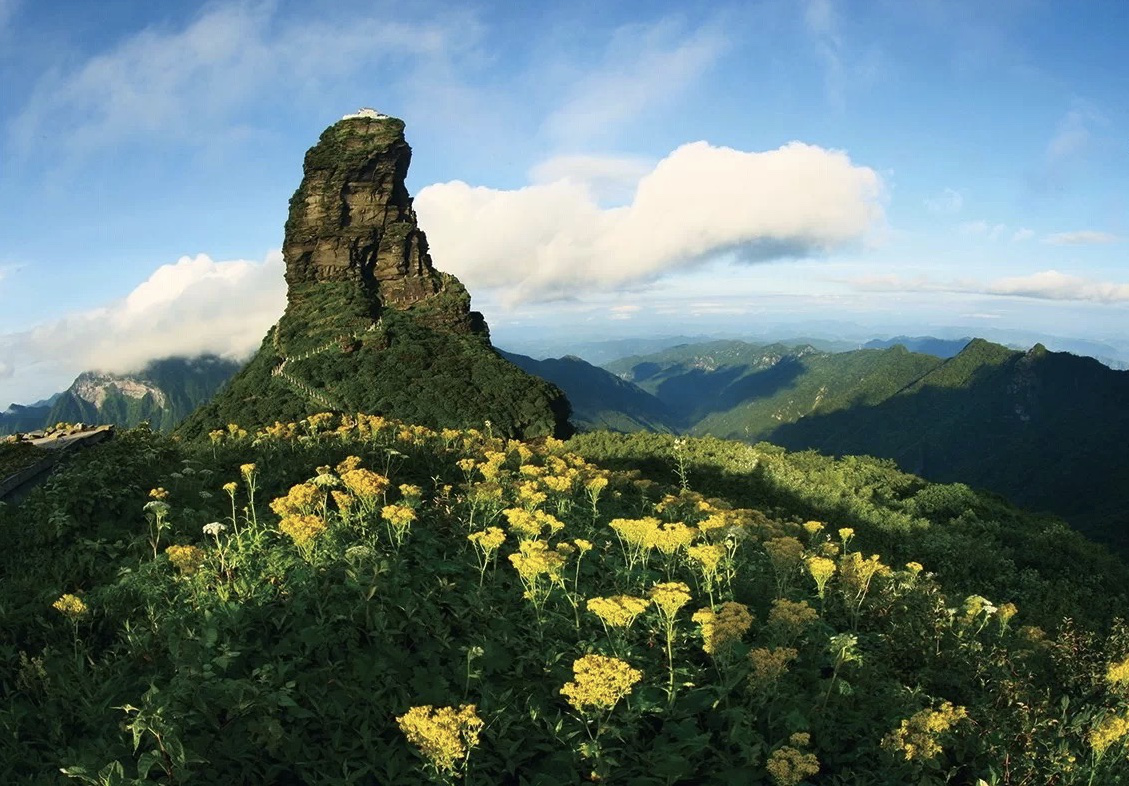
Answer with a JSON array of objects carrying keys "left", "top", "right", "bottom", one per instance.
[{"left": 2, "top": 416, "right": 1129, "bottom": 783}]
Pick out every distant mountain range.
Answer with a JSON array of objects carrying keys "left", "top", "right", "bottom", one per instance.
[
  {"left": 0, "top": 356, "right": 242, "bottom": 434},
  {"left": 508, "top": 337, "right": 1129, "bottom": 551}
]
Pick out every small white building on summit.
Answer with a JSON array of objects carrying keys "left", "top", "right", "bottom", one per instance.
[{"left": 342, "top": 108, "right": 391, "bottom": 121}]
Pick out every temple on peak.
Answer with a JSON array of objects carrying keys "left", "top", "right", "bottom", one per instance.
[{"left": 341, "top": 107, "right": 391, "bottom": 121}]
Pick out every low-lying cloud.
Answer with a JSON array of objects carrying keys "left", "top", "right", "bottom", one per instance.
[
  {"left": 851, "top": 269, "right": 1129, "bottom": 304},
  {"left": 1, "top": 252, "right": 286, "bottom": 398},
  {"left": 416, "top": 141, "right": 883, "bottom": 304},
  {"left": 1043, "top": 230, "right": 1120, "bottom": 246}
]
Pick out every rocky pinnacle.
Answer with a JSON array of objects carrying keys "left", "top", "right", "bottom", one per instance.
[{"left": 282, "top": 112, "right": 476, "bottom": 326}]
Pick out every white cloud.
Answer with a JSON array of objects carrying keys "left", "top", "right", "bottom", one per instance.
[
  {"left": 10, "top": 3, "right": 460, "bottom": 154},
  {"left": 1011, "top": 228, "right": 1034, "bottom": 242},
  {"left": 0, "top": 251, "right": 286, "bottom": 387},
  {"left": 542, "top": 19, "right": 726, "bottom": 145},
  {"left": 416, "top": 140, "right": 884, "bottom": 304},
  {"left": 924, "top": 188, "right": 963, "bottom": 214},
  {"left": 850, "top": 270, "right": 1129, "bottom": 304},
  {"left": 530, "top": 154, "right": 654, "bottom": 206},
  {"left": 1043, "top": 230, "right": 1120, "bottom": 246}
]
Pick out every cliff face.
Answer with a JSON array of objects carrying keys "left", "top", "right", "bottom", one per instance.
[
  {"left": 282, "top": 113, "right": 482, "bottom": 334},
  {"left": 179, "top": 111, "right": 571, "bottom": 440}
]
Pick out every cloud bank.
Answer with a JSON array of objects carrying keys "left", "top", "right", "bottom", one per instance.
[
  {"left": 1, "top": 252, "right": 286, "bottom": 397},
  {"left": 416, "top": 141, "right": 883, "bottom": 303},
  {"left": 1043, "top": 230, "right": 1120, "bottom": 246},
  {"left": 851, "top": 269, "right": 1129, "bottom": 304}
]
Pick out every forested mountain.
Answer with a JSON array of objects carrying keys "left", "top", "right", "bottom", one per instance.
[
  {"left": 1, "top": 357, "right": 240, "bottom": 434},
  {"left": 596, "top": 338, "right": 1129, "bottom": 551},
  {"left": 499, "top": 350, "right": 676, "bottom": 433},
  {"left": 862, "top": 336, "right": 971, "bottom": 357}
]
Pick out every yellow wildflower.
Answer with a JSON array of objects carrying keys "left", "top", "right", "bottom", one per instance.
[
  {"left": 541, "top": 474, "right": 573, "bottom": 493},
  {"left": 240, "top": 463, "right": 256, "bottom": 480},
  {"left": 1088, "top": 713, "right": 1129, "bottom": 755},
  {"left": 561, "top": 654, "right": 642, "bottom": 713},
  {"left": 840, "top": 552, "right": 888, "bottom": 602},
  {"left": 396, "top": 704, "right": 483, "bottom": 776},
  {"left": 166, "top": 544, "right": 206, "bottom": 576},
  {"left": 148, "top": 487, "right": 169, "bottom": 500},
  {"left": 766, "top": 739, "right": 819, "bottom": 786},
  {"left": 467, "top": 527, "right": 506, "bottom": 553},
  {"left": 456, "top": 457, "right": 477, "bottom": 474},
  {"left": 801, "top": 521, "right": 824, "bottom": 539},
  {"left": 882, "top": 701, "right": 968, "bottom": 761},
  {"left": 692, "top": 602, "right": 753, "bottom": 655},
  {"left": 502, "top": 508, "right": 542, "bottom": 539},
  {"left": 1107, "top": 655, "right": 1129, "bottom": 692},
  {"left": 279, "top": 514, "right": 327, "bottom": 547},
  {"left": 399, "top": 484, "right": 422, "bottom": 501},
  {"left": 767, "top": 599, "right": 819, "bottom": 640},
  {"left": 649, "top": 522, "right": 696, "bottom": 556},
  {"left": 382, "top": 504, "right": 417, "bottom": 532},
  {"left": 516, "top": 481, "right": 547, "bottom": 509},
  {"left": 222, "top": 481, "right": 238, "bottom": 496},
  {"left": 748, "top": 647, "right": 798, "bottom": 690},
  {"left": 805, "top": 556, "right": 836, "bottom": 599},
  {"left": 573, "top": 539, "right": 593, "bottom": 554},
  {"left": 838, "top": 527, "right": 855, "bottom": 545},
  {"left": 509, "top": 539, "right": 567, "bottom": 588},
  {"left": 764, "top": 537, "right": 804, "bottom": 575},
  {"left": 906, "top": 561, "right": 924, "bottom": 574},
  {"left": 340, "top": 468, "right": 390, "bottom": 500},
  {"left": 649, "top": 581, "right": 692, "bottom": 619},
  {"left": 52, "top": 593, "right": 88, "bottom": 620},
  {"left": 336, "top": 455, "right": 363, "bottom": 474},
  {"left": 587, "top": 595, "right": 651, "bottom": 629},
  {"left": 331, "top": 490, "right": 355, "bottom": 514},
  {"left": 585, "top": 476, "right": 609, "bottom": 494},
  {"left": 270, "top": 482, "right": 324, "bottom": 517}
]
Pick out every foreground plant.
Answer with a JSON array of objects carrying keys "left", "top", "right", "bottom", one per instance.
[{"left": 396, "top": 704, "right": 483, "bottom": 782}]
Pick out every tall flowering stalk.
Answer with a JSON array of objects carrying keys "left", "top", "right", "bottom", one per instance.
[
  {"left": 561, "top": 654, "right": 643, "bottom": 775},
  {"left": 467, "top": 527, "right": 506, "bottom": 586},
  {"left": 143, "top": 492, "right": 171, "bottom": 559},
  {"left": 649, "top": 581, "right": 692, "bottom": 702},
  {"left": 241, "top": 463, "right": 259, "bottom": 528}
]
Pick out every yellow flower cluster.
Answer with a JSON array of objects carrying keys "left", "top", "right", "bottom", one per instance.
[
  {"left": 279, "top": 514, "right": 327, "bottom": 547},
  {"left": 306, "top": 412, "right": 335, "bottom": 432},
  {"left": 766, "top": 734, "right": 820, "bottom": 786},
  {"left": 801, "top": 520, "right": 824, "bottom": 539},
  {"left": 651, "top": 522, "right": 697, "bottom": 556},
  {"left": 692, "top": 602, "right": 753, "bottom": 655},
  {"left": 331, "top": 490, "right": 355, "bottom": 514},
  {"left": 240, "top": 463, "right": 256, "bottom": 480},
  {"left": 222, "top": 481, "right": 238, "bottom": 496},
  {"left": 396, "top": 704, "right": 484, "bottom": 775},
  {"left": 502, "top": 507, "right": 563, "bottom": 539},
  {"left": 509, "top": 539, "right": 567, "bottom": 587},
  {"left": 561, "top": 654, "right": 643, "bottom": 713},
  {"left": 1088, "top": 713, "right": 1129, "bottom": 755},
  {"left": 398, "top": 483, "right": 422, "bottom": 500},
  {"left": 166, "top": 544, "right": 206, "bottom": 575},
  {"left": 840, "top": 552, "right": 888, "bottom": 600},
  {"left": 882, "top": 701, "right": 968, "bottom": 761},
  {"left": 270, "top": 482, "right": 324, "bottom": 517},
  {"left": 767, "top": 599, "right": 819, "bottom": 639},
  {"left": 805, "top": 556, "right": 836, "bottom": 599},
  {"left": 52, "top": 593, "right": 88, "bottom": 620},
  {"left": 764, "top": 537, "right": 805, "bottom": 576},
  {"left": 148, "top": 487, "right": 169, "bottom": 500},
  {"left": 610, "top": 517, "right": 661, "bottom": 549},
  {"left": 382, "top": 504, "right": 417, "bottom": 531},
  {"left": 587, "top": 595, "right": 651, "bottom": 629},
  {"left": 336, "top": 455, "right": 363, "bottom": 474},
  {"left": 748, "top": 647, "right": 798, "bottom": 690},
  {"left": 1107, "top": 655, "right": 1129, "bottom": 692},
  {"left": 467, "top": 527, "right": 506, "bottom": 554},
  {"left": 516, "top": 481, "right": 547, "bottom": 509},
  {"left": 340, "top": 468, "right": 390, "bottom": 500},
  {"left": 649, "top": 581, "right": 692, "bottom": 619}
]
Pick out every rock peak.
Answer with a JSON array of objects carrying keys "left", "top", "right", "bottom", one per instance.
[{"left": 282, "top": 113, "right": 478, "bottom": 332}]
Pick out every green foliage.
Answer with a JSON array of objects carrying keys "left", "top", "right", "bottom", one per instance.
[
  {"left": 3, "top": 421, "right": 1129, "bottom": 783},
  {"left": 181, "top": 309, "right": 571, "bottom": 441}
]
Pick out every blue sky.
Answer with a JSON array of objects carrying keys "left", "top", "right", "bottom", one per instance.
[{"left": 2, "top": 0, "right": 1127, "bottom": 402}]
